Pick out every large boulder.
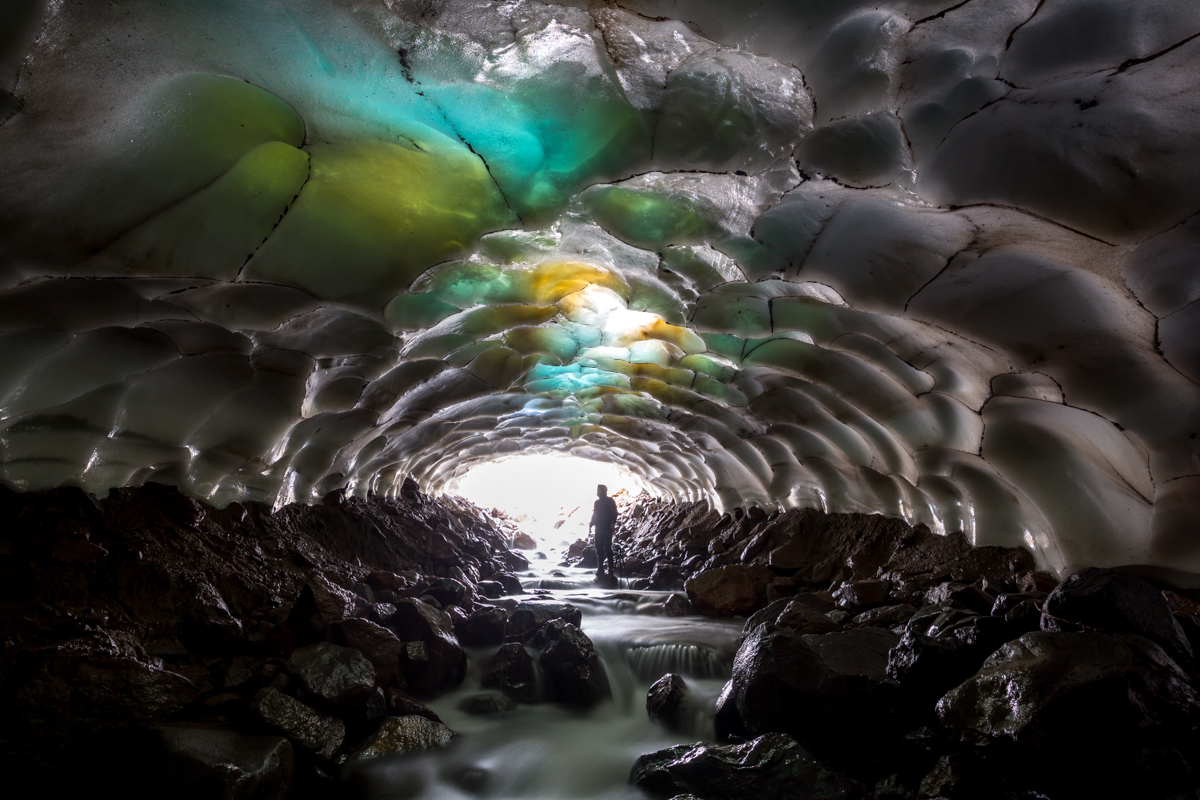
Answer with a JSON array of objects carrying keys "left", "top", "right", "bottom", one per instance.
[
  {"left": 153, "top": 726, "right": 294, "bottom": 800},
  {"left": 728, "top": 626, "right": 901, "bottom": 750},
  {"left": 326, "top": 618, "right": 405, "bottom": 686},
  {"left": 512, "top": 532, "right": 537, "bottom": 550},
  {"left": 536, "top": 619, "right": 610, "bottom": 707},
  {"left": 456, "top": 606, "right": 508, "bottom": 647},
  {"left": 938, "top": 632, "right": 1200, "bottom": 757},
  {"left": 286, "top": 643, "right": 375, "bottom": 707},
  {"left": 285, "top": 575, "right": 356, "bottom": 644},
  {"left": 646, "top": 673, "right": 689, "bottom": 732},
  {"left": 505, "top": 601, "right": 583, "bottom": 643},
  {"left": 481, "top": 642, "right": 538, "bottom": 703},
  {"left": 388, "top": 598, "right": 466, "bottom": 695},
  {"left": 743, "top": 598, "right": 840, "bottom": 639},
  {"left": 686, "top": 565, "right": 774, "bottom": 617},
  {"left": 250, "top": 688, "right": 345, "bottom": 760},
  {"left": 887, "top": 612, "right": 1014, "bottom": 702},
  {"left": 348, "top": 715, "right": 456, "bottom": 764},
  {"left": 630, "top": 733, "right": 864, "bottom": 800},
  {"left": 1041, "top": 568, "right": 1193, "bottom": 667}
]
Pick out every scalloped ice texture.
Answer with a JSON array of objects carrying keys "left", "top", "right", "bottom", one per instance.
[{"left": 1, "top": 0, "right": 1199, "bottom": 581}]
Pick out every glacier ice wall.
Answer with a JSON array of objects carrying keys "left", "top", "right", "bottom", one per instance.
[{"left": 1, "top": 0, "right": 1199, "bottom": 579}]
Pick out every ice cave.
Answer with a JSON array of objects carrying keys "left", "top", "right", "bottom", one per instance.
[{"left": 2, "top": 1, "right": 1200, "bottom": 798}]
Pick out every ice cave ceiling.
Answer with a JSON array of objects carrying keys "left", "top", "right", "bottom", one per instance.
[{"left": 1, "top": 0, "right": 1200, "bottom": 578}]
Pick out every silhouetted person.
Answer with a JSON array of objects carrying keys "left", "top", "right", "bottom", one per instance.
[{"left": 589, "top": 484, "right": 618, "bottom": 574}]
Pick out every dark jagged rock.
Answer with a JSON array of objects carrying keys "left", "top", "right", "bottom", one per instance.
[
  {"left": 1041, "top": 568, "right": 1193, "bottom": 667},
  {"left": 631, "top": 733, "right": 865, "bottom": 800},
  {"left": 512, "top": 532, "right": 537, "bottom": 550},
  {"left": 938, "top": 632, "right": 1200, "bottom": 756},
  {"left": 833, "top": 580, "right": 891, "bottom": 611},
  {"left": 286, "top": 575, "right": 356, "bottom": 644},
  {"left": 493, "top": 572, "right": 524, "bottom": 595},
  {"left": 536, "top": 619, "right": 610, "bottom": 707},
  {"left": 384, "top": 688, "right": 442, "bottom": 723},
  {"left": 852, "top": 604, "right": 917, "bottom": 628},
  {"left": 646, "top": 673, "right": 689, "bottom": 731},
  {"left": 743, "top": 597, "right": 840, "bottom": 638},
  {"left": 481, "top": 642, "right": 538, "bottom": 703},
  {"left": 420, "top": 577, "right": 472, "bottom": 610},
  {"left": 388, "top": 598, "right": 466, "bottom": 695},
  {"left": 456, "top": 606, "right": 509, "bottom": 646},
  {"left": 326, "top": 618, "right": 405, "bottom": 687},
  {"left": 153, "top": 725, "right": 294, "bottom": 800},
  {"left": 286, "top": 643, "right": 375, "bottom": 707},
  {"left": 730, "top": 625, "right": 901, "bottom": 751},
  {"left": 348, "top": 715, "right": 456, "bottom": 764},
  {"left": 249, "top": 688, "right": 344, "bottom": 760},
  {"left": 887, "top": 614, "right": 1014, "bottom": 702},
  {"left": 713, "top": 679, "right": 749, "bottom": 741},
  {"left": 923, "top": 582, "right": 995, "bottom": 615},
  {"left": 459, "top": 692, "right": 517, "bottom": 715},
  {"left": 685, "top": 564, "right": 774, "bottom": 617},
  {"left": 505, "top": 600, "right": 583, "bottom": 643}
]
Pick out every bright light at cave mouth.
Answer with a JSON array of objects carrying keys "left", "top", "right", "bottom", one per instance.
[{"left": 450, "top": 455, "right": 648, "bottom": 547}]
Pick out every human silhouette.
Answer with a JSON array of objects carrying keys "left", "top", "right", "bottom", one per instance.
[{"left": 589, "top": 484, "right": 618, "bottom": 575}]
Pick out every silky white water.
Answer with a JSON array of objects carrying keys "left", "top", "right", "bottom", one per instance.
[{"left": 346, "top": 559, "right": 742, "bottom": 799}]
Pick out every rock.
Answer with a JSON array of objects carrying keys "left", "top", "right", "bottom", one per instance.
[
  {"left": 647, "top": 673, "right": 689, "bottom": 731},
  {"left": 362, "top": 602, "right": 398, "bottom": 626},
  {"left": 1014, "top": 571, "right": 1058, "bottom": 594},
  {"left": 649, "top": 563, "right": 686, "bottom": 590},
  {"left": 917, "top": 754, "right": 990, "bottom": 800},
  {"left": 348, "top": 715, "right": 456, "bottom": 763},
  {"left": 505, "top": 601, "right": 583, "bottom": 643},
  {"left": 458, "top": 692, "right": 517, "bottom": 715},
  {"left": 384, "top": 687, "right": 442, "bottom": 723},
  {"left": 512, "top": 532, "right": 537, "bottom": 550},
  {"left": 833, "top": 580, "right": 891, "bottom": 611},
  {"left": 852, "top": 604, "right": 917, "bottom": 628},
  {"left": 536, "top": 619, "right": 610, "bottom": 707},
  {"left": 924, "top": 582, "right": 995, "bottom": 615},
  {"left": 887, "top": 614, "right": 1013, "bottom": 702},
  {"left": 326, "top": 619, "right": 405, "bottom": 686},
  {"left": 455, "top": 606, "right": 508, "bottom": 647},
  {"left": 792, "top": 592, "right": 838, "bottom": 614},
  {"left": 990, "top": 593, "right": 1047, "bottom": 617},
  {"left": 729, "top": 626, "right": 901, "bottom": 750},
  {"left": 1041, "top": 568, "right": 1193, "bottom": 667},
  {"left": 476, "top": 580, "right": 503, "bottom": 599},
  {"left": 250, "top": 688, "right": 345, "bottom": 760},
  {"left": 579, "top": 546, "right": 598, "bottom": 569},
  {"left": 1163, "top": 590, "right": 1200, "bottom": 617},
  {"left": 938, "top": 632, "right": 1200, "bottom": 756},
  {"left": 743, "top": 597, "right": 841, "bottom": 638},
  {"left": 685, "top": 565, "right": 774, "bottom": 617},
  {"left": 421, "top": 577, "right": 471, "bottom": 609},
  {"left": 286, "top": 643, "right": 375, "bottom": 707},
  {"left": 14, "top": 651, "right": 202, "bottom": 731},
  {"left": 285, "top": 575, "right": 356, "bottom": 644},
  {"left": 481, "top": 642, "right": 538, "bottom": 703},
  {"left": 154, "top": 725, "right": 294, "bottom": 800},
  {"left": 388, "top": 598, "right": 466, "bottom": 695},
  {"left": 713, "top": 679, "right": 749, "bottom": 741},
  {"left": 494, "top": 572, "right": 524, "bottom": 595},
  {"left": 594, "top": 571, "right": 619, "bottom": 589},
  {"left": 630, "top": 733, "right": 864, "bottom": 800}
]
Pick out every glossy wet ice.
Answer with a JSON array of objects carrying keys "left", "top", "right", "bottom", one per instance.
[{"left": 347, "top": 559, "right": 742, "bottom": 799}]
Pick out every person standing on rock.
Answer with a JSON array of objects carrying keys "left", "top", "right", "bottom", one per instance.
[{"left": 589, "top": 484, "right": 618, "bottom": 575}]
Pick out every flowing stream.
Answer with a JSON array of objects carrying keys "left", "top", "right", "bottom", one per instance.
[{"left": 348, "top": 557, "right": 743, "bottom": 799}]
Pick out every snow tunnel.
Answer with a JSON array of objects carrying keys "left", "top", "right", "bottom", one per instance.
[{"left": 4, "top": 1, "right": 1200, "bottom": 796}]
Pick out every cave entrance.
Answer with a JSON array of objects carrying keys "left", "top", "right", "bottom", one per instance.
[{"left": 449, "top": 454, "right": 648, "bottom": 551}]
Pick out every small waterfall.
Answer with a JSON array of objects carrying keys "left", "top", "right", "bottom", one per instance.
[{"left": 625, "top": 643, "right": 732, "bottom": 682}]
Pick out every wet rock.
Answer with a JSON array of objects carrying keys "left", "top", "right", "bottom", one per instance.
[
  {"left": 1041, "top": 568, "right": 1193, "bottom": 667},
  {"left": 649, "top": 563, "right": 686, "bottom": 590},
  {"left": 594, "top": 572, "right": 620, "bottom": 589},
  {"left": 1163, "top": 590, "right": 1200, "bottom": 617},
  {"left": 887, "top": 614, "right": 1013, "bottom": 702},
  {"left": 1015, "top": 571, "right": 1058, "bottom": 594},
  {"left": 455, "top": 606, "right": 509, "bottom": 646},
  {"left": 285, "top": 575, "right": 356, "bottom": 644},
  {"left": 833, "top": 580, "right": 891, "bottom": 611},
  {"left": 686, "top": 565, "right": 774, "bottom": 617},
  {"left": 744, "top": 597, "right": 841, "bottom": 638},
  {"left": 388, "top": 598, "right": 466, "bottom": 695},
  {"left": 481, "top": 642, "right": 538, "bottom": 703},
  {"left": 505, "top": 601, "right": 583, "bottom": 643},
  {"left": 647, "top": 673, "right": 689, "bottom": 731},
  {"left": 348, "top": 715, "right": 456, "bottom": 764},
  {"left": 990, "top": 593, "right": 1047, "bottom": 617},
  {"left": 154, "top": 725, "right": 294, "bottom": 800},
  {"left": 494, "top": 572, "right": 524, "bottom": 595},
  {"left": 924, "top": 582, "right": 995, "bottom": 615},
  {"left": 459, "top": 692, "right": 517, "bottom": 715},
  {"left": 938, "top": 632, "right": 1200, "bottom": 756},
  {"left": 384, "top": 687, "right": 442, "bottom": 723},
  {"left": 512, "top": 532, "right": 537, "bottom": 550},
  {"left": 476, "top": 580, "right": 503, "bottom": 598},
  {"left": 14, "top": 651, "right": 202, "bottom": 731},
  {"left": 917, "top": 753, "right": 990, "bottom": 800},
  {"left": 536, "top": 619, "right": 610, "bottom": 707},
  {"left": 362, "top": 602, "right": 398, "bottom": 626},
  {"left": 421, "top": 577, "right": 471, "bottom": 609},
  {"left": 730, "top": 626, "right": 901, "bottom": 750},
  {"left": 286, "top": 642, "right": 375, "bottom": 707},
  {"left": 250, "top": 688, "right": 345, "bottom": 760},
  {"left": 326, "top": 619, "right": 405, "bottom": 686},
  {"left": 579, "top": 546, "right": 598, "bottom": 569},
  {"left": 631, "top": 733, "right": 864, "bottom": 800},
  {"left": 713, "top": 679, "right": 749, "bottom": 742},
  {"left": 852, "top": 604, "right": 917, "bottom": 628}
]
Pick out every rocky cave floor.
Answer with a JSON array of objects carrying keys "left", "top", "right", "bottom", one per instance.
[{"left": 2, "top": 485, "right": 1200, "bottom": 799}]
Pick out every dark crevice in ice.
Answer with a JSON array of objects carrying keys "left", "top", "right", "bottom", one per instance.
[
  {"left": 237, "top": 150, "right": 313, "bottom": 282},
  {"left": 1004, "top": 0, "right": 1047, "bottom": 52},
  {"left": 1114, "top": 30, "right": 1200, "bottom": 74},
  {"left": 913, "top": 0, "right": 978, "bottom": 27}
]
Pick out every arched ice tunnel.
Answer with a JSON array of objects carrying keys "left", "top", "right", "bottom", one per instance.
[{"left": 2, "top": 0, "right": 1200, "bottom": 581}]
